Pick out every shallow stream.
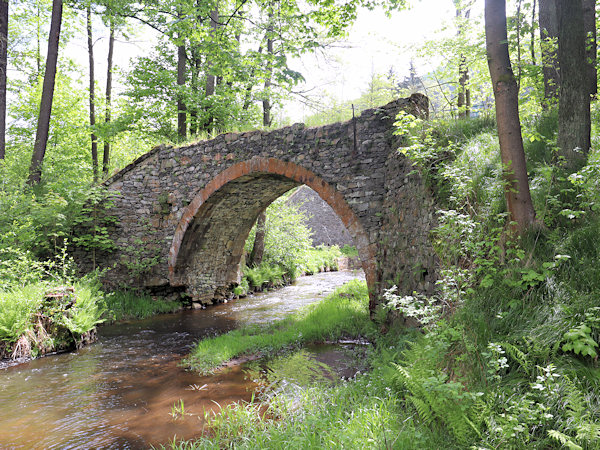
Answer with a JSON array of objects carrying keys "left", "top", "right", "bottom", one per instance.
[{"left": 0, "top": 270, "right": 364, "bottom": 448}]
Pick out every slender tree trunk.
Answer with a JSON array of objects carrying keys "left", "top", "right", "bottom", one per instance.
[
  {"left": 557, "top": 0, "right": 591, "bottom": 169},
  {"left": 531, "top": 0, "right": 537, "bottom": 65},
  {"left": 485, "top": 0, "right": 536, "bottom": 231},
  {"left": 539, "top": 0, "right": 559, "bottom": 105},
  {"left": 456, "top": 4, "right": 471, "bottom": 118},
  {"left": 177, "top": 43, "right": 187, "bottom": 141},
  {"left": 0, "top": 0, "right": 8, "bottom": 160},
  {"left": 87, "top": 5, "right": 98, "bottom": 181},
  {"left": 202, "top": 6, "right": 218, "bottom": 133},
  {"left": 249, "top": 211, "right": 266, "bottom": 267},
  {"left": 27, "top": 0, "right": 62, "bottom": 186},
  {"left": 189, "top": 49, "right": 199, "bottom": 136},
  {"left": 36, "top": 0, "right": 41, "bottom": 77},
  {"left": 583, "top": 0, "right": 597, "bottom": 98},
  {"left": 262, "top": 26, "right": 274, "bottom": 127},
  {"left": 102, "top": 18, "right": 114, "bottom": 177}
]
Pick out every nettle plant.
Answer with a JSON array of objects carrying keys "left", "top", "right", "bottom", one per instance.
[{"left": 561, "top": 307, "right": 600, "bottom": 360}]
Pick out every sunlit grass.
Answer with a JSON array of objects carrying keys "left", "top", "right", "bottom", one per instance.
[{"left": 184, "top": 280, "right": 375, "bottom": 374}]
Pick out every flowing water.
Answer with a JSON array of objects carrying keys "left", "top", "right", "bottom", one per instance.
[{"left": 0, "top": 270, "right": 364, "bottom": 448}]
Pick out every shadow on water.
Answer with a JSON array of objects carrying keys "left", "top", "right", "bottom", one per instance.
[{"left": 0, "top": 270, "right": 364, "bottom": 448}]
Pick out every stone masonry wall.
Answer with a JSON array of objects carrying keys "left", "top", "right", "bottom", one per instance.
[{"left": 75, "top": 94, "right": 438, "bottom": 308}]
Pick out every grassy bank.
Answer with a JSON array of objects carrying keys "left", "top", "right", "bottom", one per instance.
[
  {"left": 184, "top": 280, "right": 375, "bottom": 374},
  {"left": 0, "top": 280, "right": 104, "bottom": 360},
  {"left": 102, "top": 291, "right": 182, "bottom": 322},
  {"left": 235, "top": 245, "right": 344, "bottom": 296}
]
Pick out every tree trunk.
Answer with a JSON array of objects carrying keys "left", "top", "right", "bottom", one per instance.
[
  {"left": 249, "top": 211, "right": 266, "bottom": 267},
  {"left": 456, "top": 4, "right": 471, "bottom": 118},
  {"left": 262, "top": 26, "right": 274, "bottom": 127},
  {"left": 531, "top": 0, "right": 536, "bottom": 65},
  {"left": 557, "top": 0, "right": 591, "bottom": 169},
  {"left": 0, "top": 0, "right": 8, "bottom": 160},
  {"left": 485, "top": 0, "right": 536, "bottom": 231},
  {"left": 202, "top": 6, "right": 218, "bottom": 134},
  {"left": 539, "top": 0, "right": 559, "bottom": 105},
  {"left": 27, "top": 0, "right": 62, "bottom": 186},
  {"left": 583, "top": 0, "right": 597, "bottom": 98},
  {"left": 87, "top": 5, "right": 98, "bottom": 181},
  {"left": 177, "top": 43, "right": 187, "bottom": 141},
  {"left": 189, "top": 48, "right": 199, "bottom": 136},
  {"left": 102, "top": 18, "right": 114, "bottom": 177}
]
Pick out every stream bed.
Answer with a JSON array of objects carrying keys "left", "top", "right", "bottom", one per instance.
[{"left": 0, "top": 270, "right": 364, "bottom": 448}]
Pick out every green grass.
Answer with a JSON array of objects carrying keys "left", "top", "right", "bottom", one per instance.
[
  {"left": 300, "top": 245, "right": 341, "bottom": 275},
  {"left": 237, "top": 246, "right": 343, "bottom": 296},
  {"left": 102, "top": 290, "right": 182, "bottom": 322},
  {"left": 184, "top": 280, "right": 375, "bottom": 374}
]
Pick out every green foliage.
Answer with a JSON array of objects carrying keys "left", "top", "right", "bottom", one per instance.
[
  {"left": 59, "top": 283, "right": 105, "bottom": 336},
  {"left": 340, "top": 244, "right": 358, "bottom": 257},
  {"left": 300, "top": 245, "right": 341, "bottom": 275},
  {"left": 0, "top": 285, "right": 44, "bottom": 343},
  {"left": 71, "top": 187, "right": 118, "bottom": 262},
  {"left": 562, "top": 324, "right": 598, "bottom": 359},
  {"left": 245, "top": 196, "right": 313, "bottom": 277}
]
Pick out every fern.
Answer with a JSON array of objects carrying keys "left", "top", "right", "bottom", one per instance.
[
  {"left": 499, "top": 341, "right": 531, "bottom": 374},
  {"left": 407, "top": 395, "right": 434, "bottom": 425},
  {"left": 548, "top": 430, "right": 583, "bottom": 450}
]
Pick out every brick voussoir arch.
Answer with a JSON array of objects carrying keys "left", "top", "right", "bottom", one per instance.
[{"left": 168, "top": 156, "right": 377, "bottom": 290}]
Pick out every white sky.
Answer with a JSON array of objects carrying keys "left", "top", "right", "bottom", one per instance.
[
  {"left": 66, "top": 0, "right": 466, "bottom": 122},
  {"left": 285, "top": 0, "right": 457, "bottom": 120}
]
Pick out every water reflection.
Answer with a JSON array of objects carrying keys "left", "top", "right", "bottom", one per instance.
[{"left": 0, "top": 270, "right": 363, "bottom": 448}]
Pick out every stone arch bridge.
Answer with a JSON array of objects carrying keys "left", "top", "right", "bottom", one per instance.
[{"left": 78, "top": 96, "right": 438, "bottom": 309}]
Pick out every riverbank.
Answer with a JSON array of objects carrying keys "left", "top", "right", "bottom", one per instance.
[
  {"left": 0, "top": 246, "right": 352, "bottom": 364},
  {"left": 0, "top": 271, "right": 363, "bottom": 447},
  {"left": 0, "top": 282, "right": 103, "bottom": 361}
]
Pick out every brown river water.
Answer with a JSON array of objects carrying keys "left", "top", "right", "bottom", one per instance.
[{"left": 0, "top": 270, "right": 364, "bottom": 449}]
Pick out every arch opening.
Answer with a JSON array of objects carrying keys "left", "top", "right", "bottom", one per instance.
[{"left": 168, "top": 158, "right": 377, "bottom": 303}]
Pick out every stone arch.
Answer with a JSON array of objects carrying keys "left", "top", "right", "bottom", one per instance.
[{"left": 168, "top": 157, "right": 377, "bottom": 301}]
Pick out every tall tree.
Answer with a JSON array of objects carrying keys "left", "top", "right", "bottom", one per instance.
[
  {"left": 27, "top": 0, "right": 63, "bottom": 186},
  {"left": 455, "top": 0, "right": 473, "bottom": 118},
  {"left": 201, "top": 4, "right": 219, "bottom": 134},
  {"left": 176, "top": 42, "right": 187, "bottom": 141},
  {"left": 557, "top": 0, "right": 590, "bottom": 169},
  {"left": 0, "top": 0, "right": 8, "bottom": 160},
  {"left": 539, "top": 0, "right": 559, "bottom": 105},
  {"left": 103, "top": 17, "right": 114, "bottom": 176},
  {"left": 485, "top": 0, "right": 536, "bottom": 231},
  {"left": 583, "top": 0, "right": 597, "bottom": 98},
  {"left": 262, "top": 10, "right": 274, "bottom": 127},
  {"left": 87, "top": 4, "right": 98, "bottom": 181}
]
